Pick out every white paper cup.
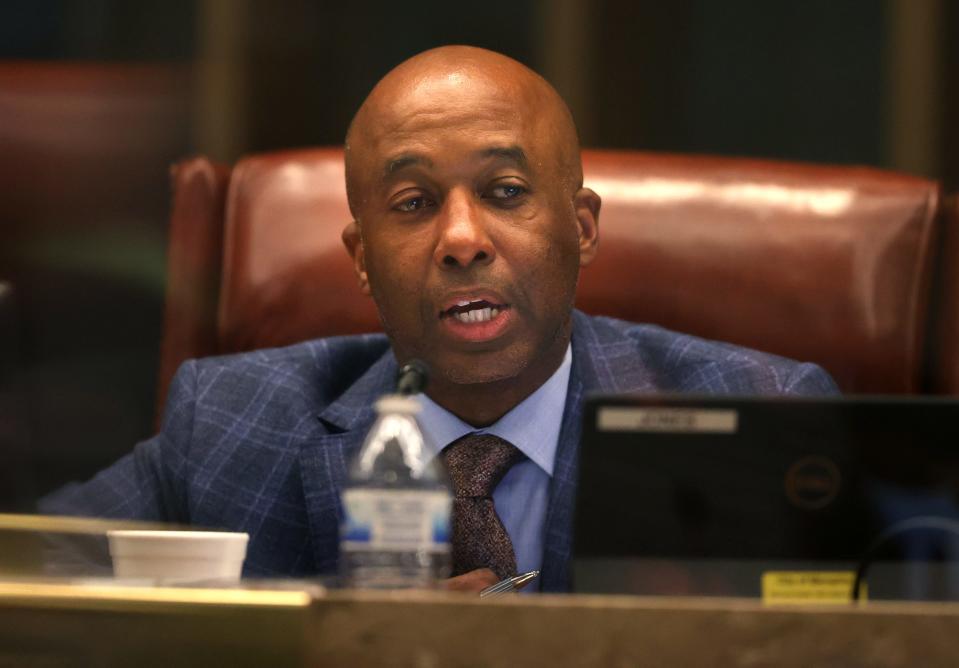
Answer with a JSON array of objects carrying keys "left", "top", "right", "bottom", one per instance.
[{"left": 107, "top": 530, "right": 249, "bottom": 582}]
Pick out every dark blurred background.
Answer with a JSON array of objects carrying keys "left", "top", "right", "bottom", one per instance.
[{"left": 1, "top": 0, "right": 956, "bottom": 510}]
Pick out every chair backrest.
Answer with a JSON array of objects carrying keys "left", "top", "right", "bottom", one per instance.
[
  {"left": 576, "top": 152, "right": 940, "bottom": 395},
  {"left": 158, "top": 148, "right": 942, "bottom": 414},
  {"left": 158, "top": 157, "right": 231, "bottom": 406},
  {"left": 218, "top": 149, "right": 373, "bottom": 351}
]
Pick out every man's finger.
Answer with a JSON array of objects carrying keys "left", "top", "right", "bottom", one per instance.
[{"left": 442, "top": 568, "right": 499, "bottom": 593}]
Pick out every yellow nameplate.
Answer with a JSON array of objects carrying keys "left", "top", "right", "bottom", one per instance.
[{"left": 762, "top": 571, "right": 865, "bottom": 604}]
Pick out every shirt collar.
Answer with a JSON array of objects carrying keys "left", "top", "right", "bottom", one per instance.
[{"left": 416, "top": 345, "right": 572, "bottom": 476}]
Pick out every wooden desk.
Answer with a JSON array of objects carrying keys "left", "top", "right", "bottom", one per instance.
[{"left": 1, "top": 582, "right": 958, "bottom": 666}]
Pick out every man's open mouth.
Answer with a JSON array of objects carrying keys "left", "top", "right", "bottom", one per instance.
[{"left": 439, "top": 299, "right": 509, "bottom": 324}]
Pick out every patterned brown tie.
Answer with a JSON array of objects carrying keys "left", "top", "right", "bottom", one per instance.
[{"left": 440, "top": 433, "right": 524, "bottom": 579}]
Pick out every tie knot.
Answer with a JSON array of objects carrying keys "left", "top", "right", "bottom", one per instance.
[{"left": 441, "top": 433, "right": 523, "bottom": 498}]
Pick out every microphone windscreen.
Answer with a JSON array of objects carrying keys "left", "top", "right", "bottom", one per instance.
[{"left": 395, "top": 359, "right": 430, "bottom": 395}]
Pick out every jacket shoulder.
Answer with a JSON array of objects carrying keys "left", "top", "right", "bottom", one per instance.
[
  {"left": 578, "top": 313, "right": 838, "bottom": 396},
  {"left": 180, "top": 334, "right": 391, "bottom": 419}
]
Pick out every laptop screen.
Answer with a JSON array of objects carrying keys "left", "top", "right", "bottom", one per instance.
[{"left": 572, "top": 395, "right": 959, "bottom": 600}]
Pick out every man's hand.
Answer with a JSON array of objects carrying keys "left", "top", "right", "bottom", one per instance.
[{"left": 442, "top": 568, "right": 499, "bottom": 593}]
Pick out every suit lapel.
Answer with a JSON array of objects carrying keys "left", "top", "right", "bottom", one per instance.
[
  {"left": 297, "top": 350, "right": 397, "bottom": 572},
  {"left": 539, "top": 361, "right": 587, "bottom": 591},
  {"left": 540, "top": 311, "right": 659, "bottom": 591}
]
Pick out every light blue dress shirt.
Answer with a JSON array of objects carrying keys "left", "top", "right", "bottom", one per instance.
[{"left": 416, "top": 346, "right": 572, "bottom": 582}]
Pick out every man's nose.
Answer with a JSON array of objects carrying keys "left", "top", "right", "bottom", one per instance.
[{"left": 433, "top": 190, "right": 495, "bottom": 269}]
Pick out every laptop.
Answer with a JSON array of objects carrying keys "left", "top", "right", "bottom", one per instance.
[{"left": 572, "top": 395, "right": 959, "bottom": 600}]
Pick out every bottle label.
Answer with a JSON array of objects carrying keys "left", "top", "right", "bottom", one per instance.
[{"left": 341, "top": 488, "right": 451, "bottom": 553}]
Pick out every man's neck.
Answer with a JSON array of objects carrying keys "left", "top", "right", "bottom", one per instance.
[{"left": 424, "top": 338, "right": 571, "bottom": 427}]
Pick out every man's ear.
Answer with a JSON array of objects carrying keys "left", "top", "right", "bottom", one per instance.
[
  {"left": 341, "top": 221, "right": 371, "bottom": 295},
  {"left": 573, "top": 187, "right": 601, "bottom": 267}
]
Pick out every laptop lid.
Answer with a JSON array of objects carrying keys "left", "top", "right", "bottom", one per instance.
[{"left": 572, "top": 395, "right": 959, "bottom": 600}]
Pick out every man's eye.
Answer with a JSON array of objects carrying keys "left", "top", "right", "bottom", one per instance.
[
  {"left": 487, "top": 184, "right": 527, "bottom": 200},
  {"left": 394, "top": 196, "right": 434, "bottom": 212}
]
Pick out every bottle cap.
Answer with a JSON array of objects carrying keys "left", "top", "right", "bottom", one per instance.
[{"left": 374, "top": 395, "right": 421, "bottom": 415}]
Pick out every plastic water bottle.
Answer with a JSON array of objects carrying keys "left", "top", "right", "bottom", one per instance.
[{"left": 339, "top": 361, "right": 452, "bottom": 588}]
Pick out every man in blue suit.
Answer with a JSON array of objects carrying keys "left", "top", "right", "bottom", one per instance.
[{"left": 43, "top": 46, "right": 836, "bottom": 592}]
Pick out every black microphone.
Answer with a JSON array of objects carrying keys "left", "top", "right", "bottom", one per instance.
[{"left": 395, "top": 359, "right": 429, "bottom": 395}]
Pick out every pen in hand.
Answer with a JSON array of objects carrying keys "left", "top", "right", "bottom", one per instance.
[{"left": 478, "top": 570, "right": 540, "bottom": 598}]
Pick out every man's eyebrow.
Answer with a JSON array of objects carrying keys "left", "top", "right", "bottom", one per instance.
[
  {"left": 380, "top": 146, "right": 529, "bottom": 180},
  {"left": 383, "top": 154, "right": 432, "bottom": 179},
  {"left": 480, "top": 145, "right": 530, "bottom": 171}
]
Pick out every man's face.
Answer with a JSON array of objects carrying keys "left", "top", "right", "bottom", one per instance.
[{"left": 345, "top": 71, "right": 597, "bottom": 389}]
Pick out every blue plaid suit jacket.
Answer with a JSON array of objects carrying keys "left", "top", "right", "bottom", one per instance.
[{"left": 42, "top": 311, "right": 837, "bottom": 591}]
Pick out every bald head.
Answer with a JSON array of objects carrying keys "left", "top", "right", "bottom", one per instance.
[{"left": 344, "top": 46, "right": 582, "bottom": 217}]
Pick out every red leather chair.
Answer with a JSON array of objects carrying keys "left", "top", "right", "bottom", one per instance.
[{"left": 157, "top": 148, "right": 943, "bottom": 416}]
